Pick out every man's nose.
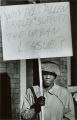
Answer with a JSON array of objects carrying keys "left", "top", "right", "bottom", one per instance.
[{"left": 46, "top": 75, "right": 50, "bottom": 78}]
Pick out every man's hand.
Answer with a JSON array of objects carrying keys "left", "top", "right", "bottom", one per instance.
[
  {"left": 37, "top": 96, "right": 45, "bottom": 106},
  {"left": 21, "top": 108, "right": 35, "bottom": 119},
  {"left": 31, "top": 96, "right": 45, "bottom": 113}
]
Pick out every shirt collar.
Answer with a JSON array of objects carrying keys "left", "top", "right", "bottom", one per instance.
[
  {"left": 48, "top": 83, "right": 58, "bottom": 94},
  {"left": 43, "top": 83, "right": 58, "bottom": 94}
]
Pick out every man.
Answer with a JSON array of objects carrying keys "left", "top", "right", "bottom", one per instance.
[{"left": 21, "top": 61, "right": 75, "bottom": 120}]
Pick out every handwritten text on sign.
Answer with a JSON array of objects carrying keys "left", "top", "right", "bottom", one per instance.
[{"left": 1, "top": 2, "right": 72, "bottom": 60}]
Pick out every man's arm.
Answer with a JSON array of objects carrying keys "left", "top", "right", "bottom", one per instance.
[
  {"left": 21, "top": 108, "right": 36, "bottom": 120},
  {"left": 63, "top": 92, "right": 75, "bottom": 120},
  {"left": 21, "top": 88, "right": 36, "bottom": 120},
  {"left": 21, "top": 88, "right": 45, "bottom": 120}
]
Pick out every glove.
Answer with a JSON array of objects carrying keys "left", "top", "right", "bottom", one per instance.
[{"left": 31, "top": 96, "right": 45, "bottom": 113}]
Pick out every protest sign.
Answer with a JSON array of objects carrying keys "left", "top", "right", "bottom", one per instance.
[{"left": 1, "top": 2, "right": 72, "bottom": 60}]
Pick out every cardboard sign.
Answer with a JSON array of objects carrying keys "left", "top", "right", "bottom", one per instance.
[{"left": 1, "top": 2, "right": 72, "bottom": 60}]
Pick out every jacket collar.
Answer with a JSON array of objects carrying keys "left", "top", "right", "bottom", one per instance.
[{"left": 43, "top": 83, "right": 59, "bottom": 94}]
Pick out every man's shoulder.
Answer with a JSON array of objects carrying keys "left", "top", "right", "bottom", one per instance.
[
  {"left": 55, "top": 84, "right": 71, "bottom": 96},
  {"left": 27, "top": 85, "right": 39, "bottom": 90},
  {"left": 32, "top": 85, "right": 40, "bottom": 89},
  {"left": 27, "top": 85, "right": 40, "bottom": 91},
  {"left": 32, "top": 85, "right": 40, "bottom": 93},
  {"left": 27, "top": 85, "right": 40, "bottom": 97},
  {"left": 54, "top": 84, "right": 72, "bottom": 104}
]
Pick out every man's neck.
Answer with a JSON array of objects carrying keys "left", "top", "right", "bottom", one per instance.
[{"left": 43, "top": 83, "right": 54, "bottom": 91}]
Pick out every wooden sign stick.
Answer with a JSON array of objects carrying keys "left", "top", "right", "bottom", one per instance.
[{"left": 38, "top": 58, "right": 44, "bottom": 120}]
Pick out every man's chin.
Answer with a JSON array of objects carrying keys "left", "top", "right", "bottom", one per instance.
[
  {"left": 44, "top": 83, "right": 50, "bottom": 87},
  {"left": 43, "top": 82, "right": 54, "bottom": 88}
]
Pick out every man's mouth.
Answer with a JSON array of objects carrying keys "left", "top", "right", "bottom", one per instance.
[{"left": 44, "top": 80, "right": 50, "bottom": 83}]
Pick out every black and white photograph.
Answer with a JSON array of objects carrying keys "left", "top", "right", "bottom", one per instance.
[
  {"left": 0, "top": 0, "right": 77, "bottom": 120},
  {"left": 20, "top": 58, "right": 75, "bottom": 120}
]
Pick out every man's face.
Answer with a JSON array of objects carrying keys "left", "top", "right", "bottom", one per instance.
[{"left": 42, "top": 72, "right": 55, "bottom": 87}]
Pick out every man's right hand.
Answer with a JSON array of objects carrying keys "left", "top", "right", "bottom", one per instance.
[
  {"left": 37, "top": 96, "right": 45, "bottom": 106},
  {"left": 31, "top": 96, "right": 45, "bottom": 113}
]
